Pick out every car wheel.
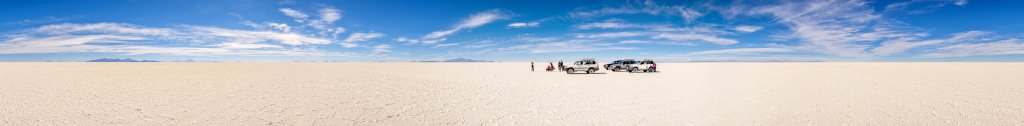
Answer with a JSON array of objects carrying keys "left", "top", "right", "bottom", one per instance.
[
  {"left": 649, "top": 67, "right": 655, "bottom": 72},
  {"left": 587, "top": 68, "right": 594, "bottom": 74},
  {"left": 566, "top": 68, "right": 573, "bottom": 74}
]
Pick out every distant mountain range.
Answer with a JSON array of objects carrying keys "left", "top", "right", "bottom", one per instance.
[
  {"left": 86, "top": 58, "right": 160, "bottom": 62},
  {"left": 417, "top": 58, "right": 493, "bottom": 62}
]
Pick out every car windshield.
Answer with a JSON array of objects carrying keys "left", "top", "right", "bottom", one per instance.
[{"left": 574, "top": 61, "right": 582, "bottom": 65}]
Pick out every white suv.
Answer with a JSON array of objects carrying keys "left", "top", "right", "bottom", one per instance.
[
  {"left": 604, "top": 59, "right": 635, "bottom": 72},
  {"left": 565, "top": 59, "right": 600, "bottom": 74},
  {"left": 626, "top": 59, "right": 657, "bottom": 73}
]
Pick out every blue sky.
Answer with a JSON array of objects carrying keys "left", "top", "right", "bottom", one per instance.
[{"left": 2, "top": 0, "right": 1024, "bottom": 62}]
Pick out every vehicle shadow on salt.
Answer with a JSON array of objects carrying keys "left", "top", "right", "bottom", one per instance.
[
  {"left": 566, "top": 72, "right": 607, "bottom": 75},
  {"left": 608, "top": 70, "right": 661, "bottom": 73},
  {"left": 627, "top": 71, "right": 661, "bottom": 73}
]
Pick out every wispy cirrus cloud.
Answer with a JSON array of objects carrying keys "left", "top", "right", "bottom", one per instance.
[
  {"left": 732, "top": 25, "right": 763, "bottom": 33},
  {"left": 189, "top": 26, "right": 331, "bottom": 46},
  {"left": 574, "top": 19, "right": 638, "bottom": 30},
  {"left": 685, "top": 48, "right": 794, "bottom": 55},
  {"left": 574, "top": 31, "right": 649, "bottom": 39},
  {"left": 340, "top": 32, "right": 385, "bottom": 48},
  {"left": 494, "top": 39, "right": 637, "bottom": 54},
  {"left": 0, "top": 22, "right": 353, "bottom": 57},
  {"left": 279, "top": 8, "right": 309, "bottom": 22},
  {"left": 33, "top": 23, "right": 177, "bottom": 37},
  {"left": 432, "top": 43, "right": 460, "bottom": 48},
  {"left": 751, "top": 0, "right": 903, "bottom": 57},
  {"left": 749, "top": 0, "right": 994, "bottom": 58},
  {"left": 922, "top": 39, "right": 1024, "bottom": 58},
  {"left": 872, "top": 31, "right": 990, "bottom": 56},
  {"left": 507, "top": 22, "right": 539, "bottom": 28},
  {"left": 884, "top": 0, "right": 969, "bottom": 14},
  {"left": 569, "top": 0, "right": 704, "bottom": 22},
  {"left": 653, "top": 33, "right": 738, "bottom": 45},
  {"left": 277, "top": 7, "right": 346, "bottom": 38},
  {"left": 417, "top": 9, "right": 510, "bottom": 44},
  {"left": 371, "top": 44, "right": 391, "bottom": 54}
]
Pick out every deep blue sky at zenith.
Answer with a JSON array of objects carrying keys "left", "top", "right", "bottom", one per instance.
[{"left": 2, "top": 0, "right": 1024, "bottom": 62}]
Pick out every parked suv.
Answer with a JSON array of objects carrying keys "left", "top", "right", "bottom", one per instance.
[
  {"left": 626, "top": 59, "right": 657, "bottom": 73},
  {"left": 604, "top": 59, "right": 633, "bottom": 71},
  {"left": 566, "top": 59, "right": 600, "bottom": 74}
]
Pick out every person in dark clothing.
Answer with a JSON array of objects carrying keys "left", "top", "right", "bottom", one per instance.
[
  {"left": 557, "top": 60, "right": 564, "bottom": 71},
  {"left": 531, "top": 62, "right": 534, "bottom": 71}
]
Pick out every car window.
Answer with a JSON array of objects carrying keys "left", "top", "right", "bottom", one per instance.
[{"left": 575, "top": 61, "right": 582, "bottom": 65}]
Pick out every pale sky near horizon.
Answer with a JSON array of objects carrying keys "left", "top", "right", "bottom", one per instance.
[{"left": 2, "top": 0, "right": 1024, "bottom": 62}]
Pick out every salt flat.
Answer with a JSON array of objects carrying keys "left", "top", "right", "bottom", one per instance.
[{"left": 1, "top": 62, "right": 1023, "bottom": 125}]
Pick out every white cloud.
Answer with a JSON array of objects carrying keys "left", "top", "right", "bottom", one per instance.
[
  {"left": 653, "top": 33, "right": 738, "bottom": 45},
  {"left": 190, "top": 26, "right": 331, "bottom": 46},
  {"left": 923, "top": 39, "right": 1024, "bottom": 58},
  {"left": 872, "top": 31, "right": 990, "bottom": 56},
  {"left": 343, "top": 32, "right": 385, "bottom": 43},
  {"left": 733, "top": 25, "right": 764, "bottom": 33},
  {"left": 507, "top": 22, "right": 539, "bottom": 28},
  {"left": 244, "top": 21, "right": 293, "bottom": 33},
  {"left": 569, "top": 0, "right": 703, "bottom": 22},
  {"left": 394, "top": 37, "right": 419, "bottom": 44},
  {"left": 751, "top": 0, "right": 910, "bottom": 57},
  {"left": 0, "top": 35, "right": 302, "bottom": 56},
  {"left": 423, "top": 29, "right": 459, "bottom": 40},
  {"left": 574, "top": 19, "right": 637, "bottom": 30},
  {"left": 433, "top": 43, "right": 460, "bottom": 48},
  {"left": 421, "top": 9, "right": 509, "bottom": 41},
  {"left": 341, "top": 32, "right": 385, "bottom": 48},
  {"left": 618, "top": 40, "right": 651, "bottom": 44},
  {"left": 279, "top": 8, "right": 309, "bottom": 22},
  {"left": 519, "top": 36, "right": 560, "bottom": 42},
  {"left": 574, "top": 32, "right": 648, "bottom": 39},
  {"left": 420, "top": 38, "right": 446, "bottom": 45},
  {"left": 0, "top": 35, "right": 145, "bottom": 54},
  {"left": 371, "top": 44, "right": 391, "bottom": 53},
  {"left": 217, "top": 42, "right": 283, "bottom": 49},
  {"left": 1, "top": 21, "right": 359, "bottom": 57},
  {"left": 339, "top": 43, "right": 359, "bottom": 48},
  {"left": 309, "top": 8, "right": 341, "bottom": 30},
  {"left": 494, "top": 39, "right": 636, "bottom": 54},
  {"left": 884, "top": 0, "right": 968, "bottom": 14},
  {"left": 33, "top": 23, "right": 176, "bottom": 37},
  {"left": 679, "top": 8, "right": 704, "bottom": 22},
  {"left": 319, "top": 8, "right": 341, "bottom": 22},
  {"left": 277, "top": 7, "right": 346, "bottom": 38},
  {"left": 955, "top": 0, "right": 968, "bottom": 6},
  {"left": 266, "top": 23, "right": 292, "bottom": 33},
  {"left": 686, "top": 48, "right": 794, "bottom": 55},
  {"left": 464, "top": 40, "right": 498, "bottom": 48}
]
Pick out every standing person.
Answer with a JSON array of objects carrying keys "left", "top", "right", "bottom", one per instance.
[
  {"left": 531, "top": 62, "right": 534, "bottom": 71},
  {"left": 557, "top": 60, "right": 564, "bottom": 71}
]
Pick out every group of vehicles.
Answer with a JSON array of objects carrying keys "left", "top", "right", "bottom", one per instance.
[{"left": 564, "top": 59, "right": 657, "bottom": 74}]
